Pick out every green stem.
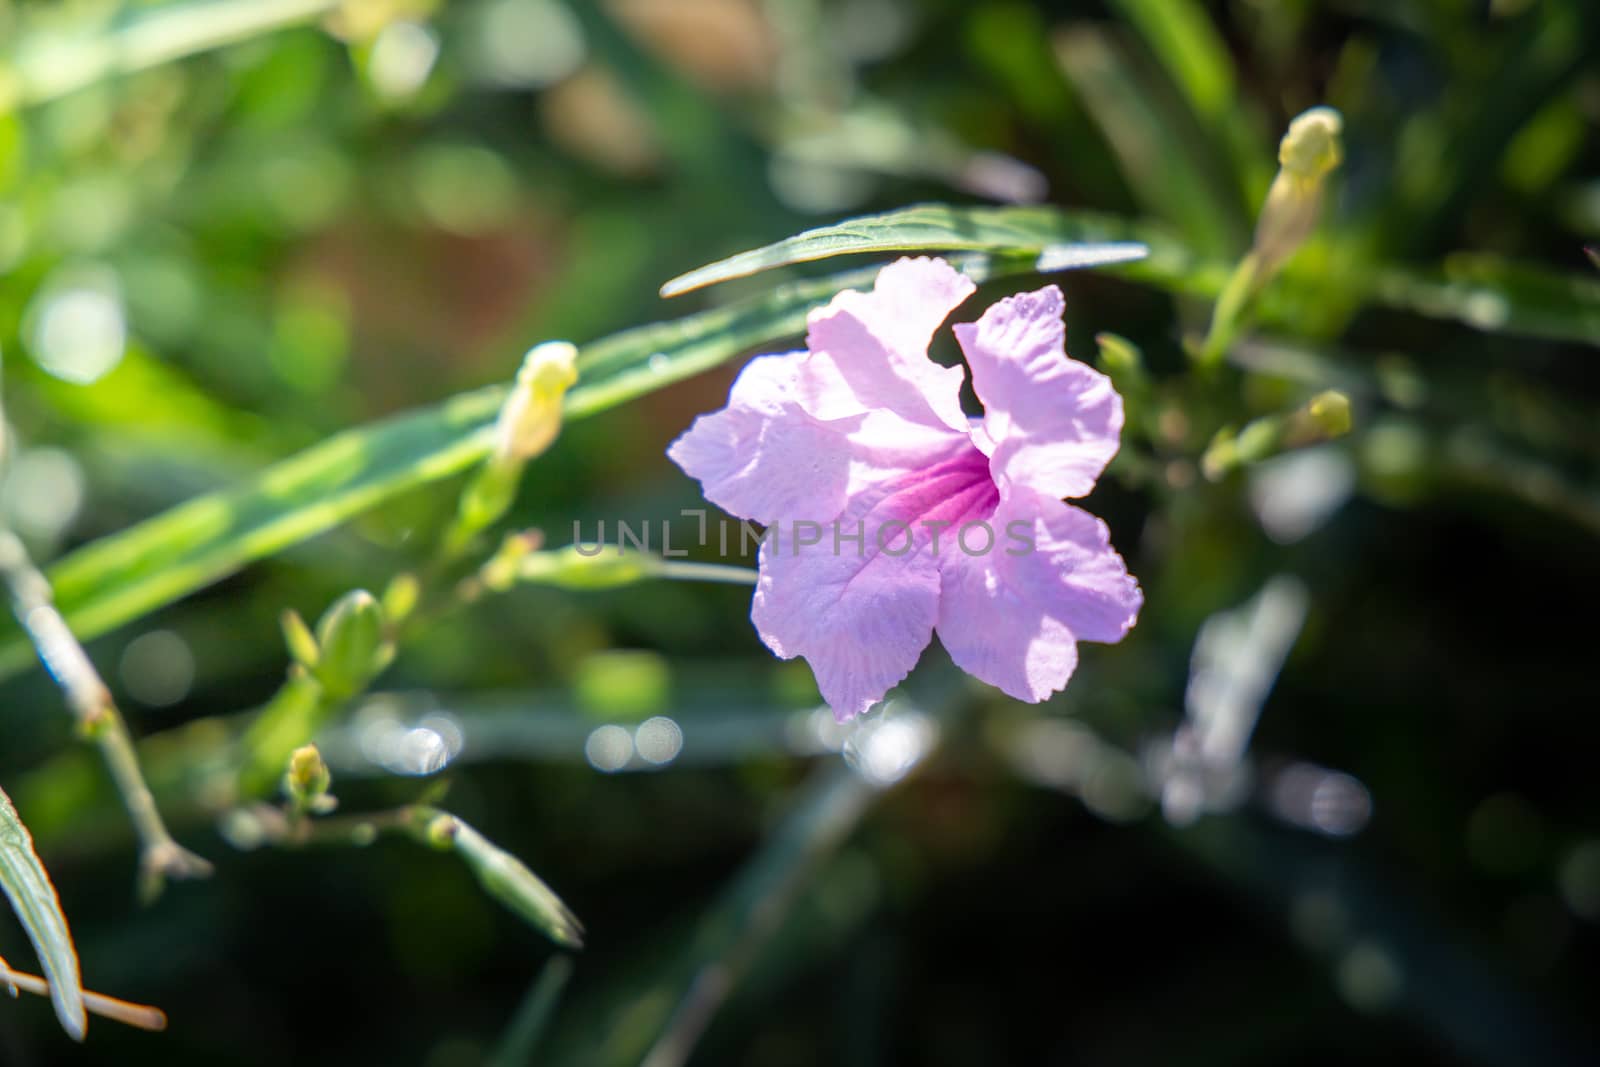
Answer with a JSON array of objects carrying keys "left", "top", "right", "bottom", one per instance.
[
  {"left": 0, "top": 530, "right": 211, "bottom": 900},
  {"left": 655, "top": 561, "right": 759, "bottom": 585},
  {"left": 1197, "top": 251, "right": 1260, "bottom": 369}
]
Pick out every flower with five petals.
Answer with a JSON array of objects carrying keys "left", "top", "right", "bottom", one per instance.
[{"left": 669, "top": 257, "right": 1142, "bottom": 720}]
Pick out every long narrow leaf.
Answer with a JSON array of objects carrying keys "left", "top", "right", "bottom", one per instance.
[
  {"left": 0, "top": 788, "right": 86, "bottom": 1041},
  {"left": 0, "top": 254, "right": 1054, "bottom": 683},
  {"left": 664, "top": 204, "right": 1600, "bottom": 343},
  {"left": 660, "top": 203, "right": 1148, "bottom": 296}
]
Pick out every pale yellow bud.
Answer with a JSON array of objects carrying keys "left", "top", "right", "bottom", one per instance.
[
  {"left": 494, "top": 341, "right": 579, "bottom": 463},
  {"left": 1252, "top": 106, "right": 1345, "bottom": 280},
  {"left": 1277, "top": 107, "right": 1343, "bottom": 182},
  {"left": 284, "top": 744, "right": 334, "bottom": 813}
]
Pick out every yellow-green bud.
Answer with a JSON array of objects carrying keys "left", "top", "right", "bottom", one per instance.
[
  {"left": 312, "top": 590, "right": 392, "bottom": 698},
  {"left": 494, "top": 341, "right": 579, "bottom": 464},
  {"left": 284, "top": 744, "right": 336, "bottom": 814},
  {"left": 1252, "top": 106, "right": 1344, "bottom": 280},
  {"left": 1202, "top": 389, "right": 1356, "bottom": 481},
  {"left": 1305, "top": 390, "right": 1352, "bottom": 438},
  {"left": 1278, "top": 107, "right": 1343, "bottom": 182}
]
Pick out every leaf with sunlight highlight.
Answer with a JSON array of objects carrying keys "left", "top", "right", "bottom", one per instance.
[
  {"left": 0, "top": 788, "right": 86, "bottom": 1041},
  {"left": 659, "top": 204, "right": 1150, "bottom": 296}
]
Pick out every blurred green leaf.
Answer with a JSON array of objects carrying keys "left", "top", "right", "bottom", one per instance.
[
  {"left": 489, "top": 955, "right": 574, "bottom": 1067},
  {"left": 1381, "top": 1, "right": 1599, "bottom": 254},
  {"left": 548, "top": 763, "right": 878, "bottom": 1067},
  {"left": 1053, "top": 24, "right": 1248, "bottom": 254},
  {"left": 2, "top": 0, "right": 342, "bottom": 112},
  {"left": 1105, "top": 0, "right": 1272, "bottom": 204},
  {"left": 1368, "top": 254, "right": 1600, "bottom": 345},
  {"left": 0, "top": 787, "right": 86, "bottom": 1041}
]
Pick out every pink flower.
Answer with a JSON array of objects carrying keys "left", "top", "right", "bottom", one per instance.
[{"left": 669, "top": 257, "right": 1142, "bottom": 721}]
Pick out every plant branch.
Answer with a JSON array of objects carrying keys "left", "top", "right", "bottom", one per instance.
[{"left": 0, "top": 529, "right": 212, "bottom": 900}]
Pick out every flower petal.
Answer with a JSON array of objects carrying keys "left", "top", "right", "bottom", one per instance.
[
  {"left": 668, "top": 351, "right": 975, "bottom": 527},
  {"left": 953, "top": 285, "right": 1122, "bottom": 499},
  {"left": 998, "top": 487, "right": 1142, "bottom": 643},
  {"left": 936, "top": 556, "right": 1080, "bottom": 703},
  {"left": 751, "top": 482, "right": 946, "bottom": 722},
  {"left": 666, "top": 351, "right": 855, "bottom": 525},
  {"left": 800, "top": 257, "right": 974, "bottom": 433},
  {"left": 934, "top": 486, "right": 1138, "bottom": 703}
]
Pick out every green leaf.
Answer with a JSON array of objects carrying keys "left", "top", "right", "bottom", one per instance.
[
  {"left": 488, "top": 955, "right": 573, "bottom": 1067},
  {"left": 0, "top": 386, "right": 506, "bottom": 682},
  {"left": 1052, "top": 25, "right": 1250, "bottom": 254},
  {"left": 1104, "top": 0, "right": 1272, "bottom": 204},
  {"left": 543, "top": 762, "right": 880, "bottom": 1066},
  {"left": 661, "top": 204, "right": 1600, "bottom": 346},
  {"left": 0, "top": 254, "right": 1052, "bottom": 684},
  {"left": 659, "top": 203, "right": 1149, "bottom": 296},
  {"left": 3, "top": 0, "right": 342, "bottom": 112},
  {"left": 0, "top": 788, "right": 86, "bottom": 1041}
]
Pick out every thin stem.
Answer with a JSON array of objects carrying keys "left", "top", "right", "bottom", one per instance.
[
  {"left": 1197, "top": 251, "right": 1260, "bottom": 369},
  {"left": 239, "top": 802, "right": 411, "bottom": 849},
  {"left": 655, "top": 560, "right": 759, "bottom": 585},
  {"left": 241, "top": 801, "right": 585, "bottom": 946},
  {"left": 0, "top": 530, "right": 212, "bottom": 900},
  {"left": 0, "top": 954, "right": 167, "bottom": 1033}
]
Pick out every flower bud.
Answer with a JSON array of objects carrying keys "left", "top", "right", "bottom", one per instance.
[
  {"left": 1252, "top": 106, "right": 1343, "bottom": 280},
  {"left": 284, "top": 744, "right": 336, "bottom": 815},
  {"left": 1305, "top": 390, "right": 1352, "bottom": 438},
  {"left": 312, "top": 590, "right": 392, "bottom": 698},
  {"left": 1202, "top": 389, "right": 1355, "bottom": 481},
  {"left": 448, "top": 817, "right": 585, "bottom": 947},
  {"left": 1278, "top": 107, "right": 1343, "bottom": 182},
  {"left": 494, "top": 341, "right": 580, "bottom": 464}
]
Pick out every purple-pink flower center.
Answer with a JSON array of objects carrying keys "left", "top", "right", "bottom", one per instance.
[{"left": 875, "top": 444, "right": 999, "bottom": 535}]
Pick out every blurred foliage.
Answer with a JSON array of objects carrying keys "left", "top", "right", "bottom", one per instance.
[{"left": 0, "top": 0, "right": 1598, "bottom": 1064}]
